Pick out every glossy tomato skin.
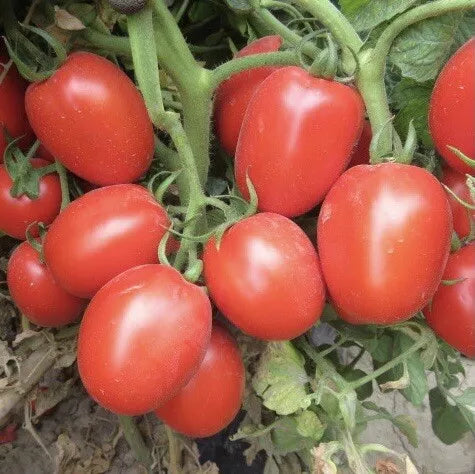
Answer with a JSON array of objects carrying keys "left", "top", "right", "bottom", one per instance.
[
  {"left": 214, "top": 36, "right": 282, "bottom": 156},
  {"left": 236, "top": 67, "right": 365, "bottom": 217},
  {"left": 78, "top": 264, "right": 212, "bottom": 415},
  {"left": 44, "top": 184, "right": 170, "bottom": 298},
  {"left": 0, "top": 159, "right": 61, "bottom": 240},
  {"left": 0, "top": 52, "right": 34, "bottom": 160},
  {"left": 441, "top": 167, "right": 474, "bottom": 239},
  {"left": 7, "top": 242, "right": 86, "bottom": 327},
  {"left": 423, "top": 244, "right": 475, "bottom": 358},
  {"left": 429, "top": 39, "right": 474, "bottom": 175},
  {"left": 348, "top": 120, "right": 371, "bottom": 167},
  {"left": 317, "top": 163, "right": 452, "bottom": 325},
  {"left": 25, "top": 52, "right": 154, "bottom": 185},
  {"left": 155, "top": 325, "right": 244, "bottom": 437},
  {"left": 203, "top": 213, "right": 325, "bottom": 340}
]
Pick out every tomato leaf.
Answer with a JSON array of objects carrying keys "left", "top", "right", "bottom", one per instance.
[
  {"left": 338, "top": 0, "right": 370, "bottom": 16},
  {"left": 295, "top": 410, "right": 325, "bottom": 442},
  {"left": 455, "top": 387, "right": 475, "bottom": 408},
  {"left": 342, "top": 368, "right": 373, "bottom": 400},
  {"left": 271, "top": 417, "right": 314, "bottom": 454}
]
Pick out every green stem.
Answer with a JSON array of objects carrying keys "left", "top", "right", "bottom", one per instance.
[
  {"left": 118, "top": 416, "right": 152, "bottom": 468},
  {"left": 78, "top": 28, "right": 131, "bottom": 56},
  {"left": 21, "top": 314, "right": 30, "bottom": 331},
  {"left": 165, "top": 425, "right": 180, "bottom": 474},
  {"left": 54, "top": 160, "right": 70, "bottom": 210}
]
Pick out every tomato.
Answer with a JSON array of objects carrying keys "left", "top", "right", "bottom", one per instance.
[
  {"left": 203, "top": 213, "right": 325, "bottom": 340},
  {"left": 429, "top": 39, "right": 474, "bottom": 175},
  {"left": 44, "top": 184, "right": 170, "bottom": 298},
  {"left": 0, "top": 159, "right": 61, "bottom": 240},
  {"left": 317, "top": 163, "right": 452, "bottom": 325},
  {"left": 236, "top": 67, "right": 364, "bottom": 217},
  {"left": 36, "top": 144, "right": 55, "bottom": 162},
  {"left": 155, "top": 325, "right": 244, "bottom": 437},
  {"left": 348, "top": 120, "right": 371, "bottom": 167},
  {"left": 441, "top": 167, "right": 474, "bottom": 239},
  {"left": 423, "top": 244, "right": 475, "bottom": 358},
  {"left": 25, "top": 52, "right": 154, "bottom": 185},
  {"left": 0, "top": 52, "right": 34, "bottom": 161},
  {"left": 78, "top": 264, "right": 212, "bottom": 415},
  {"left": 214, "top": 36, "right": 282, "bottom": 156},
  {"left": 7, "top": 241, "right": 86, "bottom": 327}
]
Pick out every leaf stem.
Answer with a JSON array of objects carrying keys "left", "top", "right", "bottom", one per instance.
[{"left": 117, "top": 416, "right": 152, "bottom": 468}]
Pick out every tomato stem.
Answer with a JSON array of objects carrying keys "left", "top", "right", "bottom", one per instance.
[
  {"left": 54, "top": 160, "right": 70, "bottom": 211},
  {"left": 117, "top": 416, "right": 152, "bottom": 468},
  {"left": 165, "top": 425, "right": 180, "bottom": 474}
]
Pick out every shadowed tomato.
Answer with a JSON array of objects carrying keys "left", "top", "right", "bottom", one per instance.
[
  {"left": 25, "top": 52, "right": 154, "bottom": 185},
  {"left": 78, "top": 264, "right": 212, "bottom": 415},
  {"left": 44, "top": 184, "right": 170, "bottom": 298},
  {"left": 36, "top": 144, "right": 55, "bottom": 162},
  {"left": 424, "top": 244, "right": 475, "bottom": 358},
  {"left": 429, "top": 39, "right": 474, "bottom": 175},
  {"left": 203, "top": 213, "right": 325, "bottom": 340},
  {"left": 317, "top": 163, "right": 452, "bottom": 325},
  {"left": 441, "top": 167, "right": 474, "bottom": 239},
  {"left": 236, "top": 66, "right": 364, "bottom": 217},
  {"left": 155, "top": 325, "right": 244, "bottom": 437},
  {"left": 349, "top": 120, "right": 371, "bottom": 167},
  {"left": 0, "top": 159, "right": 61, "bottom": 240},
  {"left": 214, "top": 36, "right": 282, "bottom": 156},
  {"left": 7, "top": 241, "right": 86, "bottom": 327}
]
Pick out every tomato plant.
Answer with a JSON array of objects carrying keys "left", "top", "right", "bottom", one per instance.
[
  {"left": 77, "top": 264, "right": 212, "bottom": 415},
  {"left": 155, "top": 324, "right": 244, "bottom": 438}
]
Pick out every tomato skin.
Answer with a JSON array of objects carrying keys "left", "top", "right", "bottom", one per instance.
[
  {"left": 441, "top": 167, "right": 474, "bottom": 239},
  {"left": 155, "top": 325, "right": 244, "bottom": 437},
  {"left": 429, "top": 39, "right": 474, "bottom": 175},
  {"left": 36, "top": 144, "right": 55, "bottom": 162},
  {"left": 236, "top": 67, "right": 364, "bottom": 217},
  {"left": 214, "top": 36, "right": 282, "bottom": 156},
  {"left": 25, "top": 52, "right": 154, "bottom": 185},
  {"left": 423, "top": 244, "right": 475, "bottom": 358},
  {"left": 0, "top": 53, "right": 34, "bottom": 161},
  {"left": 317, "top": 163, "right": 452, "bottom": 325},
  {"left": 348, "top": 120, "right": 371, "bottom": 167},
  {"left": 0, "top": 159, "right": 61, "bottom": 240},
  {"left": 44, "top": 184, "right": 170, "bottom": 298},
  {"left": 203, "top": 213, "right": 325, "bottom": 340},
  {"left": 7, "top": 242, "right": 86, "bottom": 327},
  {"left": 78, "top": 264, "right": 212, "bottom": 415}
]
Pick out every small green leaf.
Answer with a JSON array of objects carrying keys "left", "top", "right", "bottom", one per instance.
[
  {"left": 342, "top": 369, "right": 373, "bottom": 400},
  {"left": 271, "top": 417, "right": 314, "bottom": 455},
  {"left": 295, "top": 410, "right": 325, "bottom": 442},
  {"left": 370, "top": 334, "right": 393, "bottom": 363},
  {"left": 456, "top": 388, "right": 475, "bottom": 408},
  {"left": 393, "top": 415, "right": 419, "bottom": 448},
  {"left": 338, "top": 0, "right": 370, "bottom": 16}
]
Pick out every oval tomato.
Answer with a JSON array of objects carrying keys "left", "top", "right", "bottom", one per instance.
[
  {"left": 25, "top": 52, "right": 154, "bottom": 185},
  {"left": 77, "top": 264, "right": 212, "bottom": 415},
  {"left": 441, "top": 167, "right": 474, "bottom": 239},
  {"left": 203, "top": 212, "right": 325, "bottom": 340},
  {"left": 155, "top": 325, "right": 244, "bottom": 437},
  {"left": 348, "top": 120, "right": 371, "bottom": 167},
  {"left": 214, "top": 36, "right": 282, "bottom": 156},
  {"left": 236, "top": 66, "right": 364, "bottom": 217},
  {"left": 7, "top": 241, "right": 86, "bottom": 327},
  {"left": 0, "top": 52, "right": 34, "bottom": 161},
  {"left": 423, "top": 244, "right": 475, "bottom": 358},
  {"left": 429, "top": 38, "right": 474, "bottom": 175},
  {"left": 317, "top": 163, "right": 452, "bottom": 325},
  {"left": 44, "top": 184, "right": 170, "bottom": 298},
  {"left": 0, "top": 159, "right": 61, "bottom": 240}
]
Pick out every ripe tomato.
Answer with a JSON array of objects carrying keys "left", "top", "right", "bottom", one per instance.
[
  {"left": 7, "top": 241, "right": 86, "bottom": 327},
  {"left": 317, "top": 163, "right": 452, "bottom": 325},
  {"left": 441, "top": 167, "right": 474, "bottom": 239},
  {"left": 203, "top": 213, "right": 325, "bottom": 340},
  {"left": 0, "top": 52, "right": 34, "bottom": 161},
  {"left": 348, "top": 120, "right": 371, "bottom": 167},
  {"left": 155, "top": 325, "right": 244, "bottom": 437},
  {"left": 78, "top": 264, "right": 212, "bottom": 415},
  {"left": 214, "top": 36, "right": 282, "bottom": 156},
  {"left": 44, "top": 184, "right": 170, "bottom": 298},
  {"left": 25, "top": 52, "right": 154, "bottom": 185},
  {"left": 236, "top": 67, "right": 364, "bottom": 217},
  {"left": 0, "top": 159, "right": 61, "bottom": 240},
  {"left": 429, "top": 39, "right": 474, "bottom": 175},
  {"left": 423, "top": 244, "right": 475, "bottom": 358}
]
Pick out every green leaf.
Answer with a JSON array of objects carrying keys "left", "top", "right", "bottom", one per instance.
[
  {"left": 188, "top": 1, "right": 216, "bottom": 22},
  {"left": 369, "top": 334, "right": 392, "bottom": 363},
  {"left": 342, "top": 369, "right": 373, "bottom": 400},
  {"left": 332, "top": 321, "right": 379, "bottom": 352},
  {"left": 271, "top": 418, "right": 314, "bottom": 455},
  {"left": 453, "top": 11, "right": 475, "bottom": 50},
  {"left": 456, "top": 387, "right": 475, "bottom": 408},
  {"left": 295, "top": 410, "right": 325, "bottom": 442},
  {"left": 338, "top": 0, "right": 370, "bottom": 16},
  {"left": 393, "top": 415, "right": 419, "bottom": 448},
  {"left": 253, "top": 342, "right": 312, "bottom": 415}
]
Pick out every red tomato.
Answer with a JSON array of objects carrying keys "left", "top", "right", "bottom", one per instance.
[
  {"left": 349, "top": 120, "right": 371, "bottom": 167},
  {"left": 7, "top": 241, "right": 86, "bottom": 327},
  {"left": 236, "top": 67, "right": 364, "bottom": 217},
  {"left": 203, "top": 213, "right": 325, "bottom": 340},
  {"left": 25, "top": 52, "right": 154, "bottom": 185},
  {"left": 0, "top": 159, "right": 61, "bottom": 240},
  {"left": 44, "top": 184, "right": 170, "bottom": 298},
  {"left": 214, "top": 36, "right": 282, "bottom": 156},
  {"left": 423, "top": 244, "right": 475, "bottom": 358},
  {"left": 429, "top": 39, "right": 474, "bottom": 175},
  {"left": 155, "top": 325, "right": 244, "bottom": 437},
  {"left": 78, "top": 264, "right": 212, "bottom": 415},
  {"left": 0, "top": 52, "right": 34, "bottom": 161},
  {"left": 441, "top": 167, "right": 474, "bottom": 239},
  {"left": 317, "top": 163, "right": 452, "bottom": 325}
]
